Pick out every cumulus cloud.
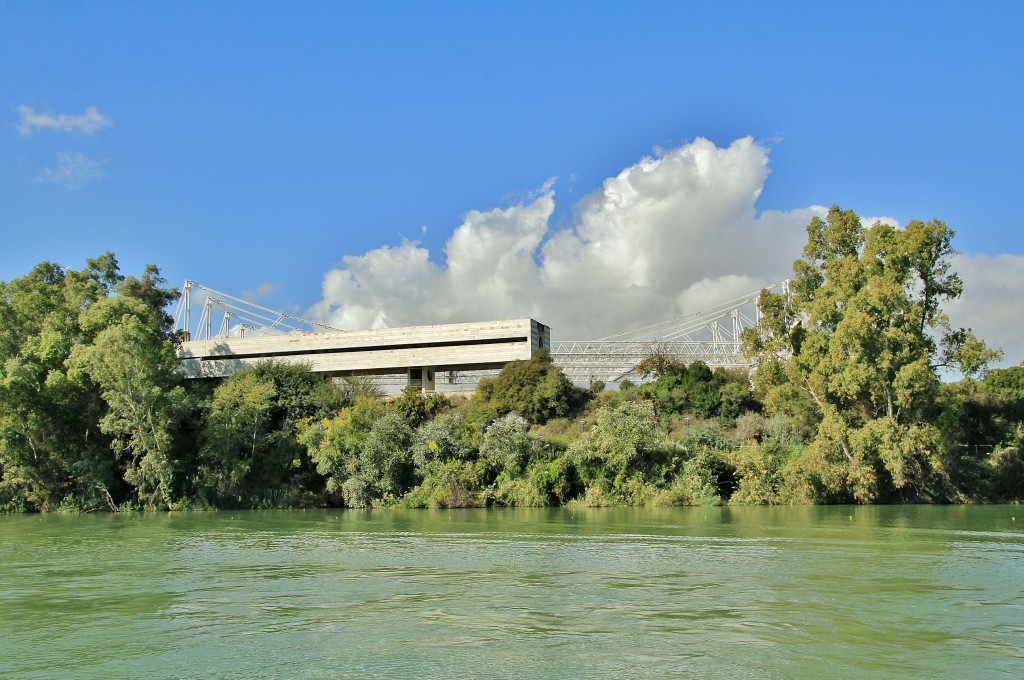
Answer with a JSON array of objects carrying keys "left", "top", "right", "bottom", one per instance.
[
  {"left": 41, "top": 151, "right": 107, "bottom": 188},
  {"left": 946, "top": 254, "right": 1024, "bottom": 367},
  {"left": 305, "top": 135, "right": 1022, "bottom": 357},
  {"left": 308, "top": 137, "right": 819, "bottom": 338},
  {"left": 17, "top": 105, "right": 113, "bottom": 135}
]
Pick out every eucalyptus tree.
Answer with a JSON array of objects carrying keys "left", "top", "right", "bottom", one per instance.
[
  {"left": 1, "top": 254, "right": 184, "bottom": 511},
  {"left": 0, "top": 261, "right": 109, "bottom": 510},
  {"left": 744, "top": 206, "right": 1000, "bottom": 502},
  {"left": 69, "top": 295, "right": 186, "bottom": 508}
]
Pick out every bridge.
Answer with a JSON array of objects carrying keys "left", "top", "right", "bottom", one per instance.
[
  {"left": 550, "top": 285, "right": 785, "bottom": 383},
  {"left": 172, "top": 280, "right": 787, "bottom": 389}
]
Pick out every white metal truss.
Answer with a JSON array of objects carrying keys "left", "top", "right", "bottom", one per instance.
[
  {"left": 172, "top": 280, "right": 341, "bottom": 340},
  {"left": 549, "top": 281, "right": 788, "bottom": 383}
]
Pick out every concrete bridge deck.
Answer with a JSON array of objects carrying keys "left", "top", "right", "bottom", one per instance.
[{"left": 177, "top": 318, "right": 550, "bottom": 390}]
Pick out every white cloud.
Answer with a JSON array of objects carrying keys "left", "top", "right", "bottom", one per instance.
[
  {"left": 242, "top": 283, "right": 277, "bottom": 302},
  {"left": 861, "top": 214, "right": 900, "bottom": 228},
  {"left": 308, "top": 137, "right": 814, "bottom": 339},
  {"left": 17, "top": 105, "right": 113, "bottom": 135},
  {"left": 305, "top": 135, "right": 1022, "bottom": 359},
  {"left": 41, "top": 152, "right": 107, "bottom": 188},
  {"left": 946, "top": 254, "right": 1024, "bottom": 367}
]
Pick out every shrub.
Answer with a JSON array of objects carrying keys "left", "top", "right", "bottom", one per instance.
[
  {"left": 473, "top": 350, "right": 578, "bottom": 424},
  {"left": 412, "top": 411, "right": 473, "bottom": 472},
  {"left": 480, "top": 412, "right": 534, "bottom": 474},
  {"left": 392, "top": 387, "right": 451, "bottom": 428}
]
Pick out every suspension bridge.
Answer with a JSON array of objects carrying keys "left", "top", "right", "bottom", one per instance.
[{"left": 172, "top": 280, "right": 787, "bottom": 388}]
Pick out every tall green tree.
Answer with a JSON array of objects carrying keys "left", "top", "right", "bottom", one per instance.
[
  {"left": 69, "top": 297, "right": 186, "bottom": 509},
  {"left": 744, "top": 207, "right": 1000, "bottom": 502},
  {"left": 0, "top": 253, "right": 184, "bottom": 511}
]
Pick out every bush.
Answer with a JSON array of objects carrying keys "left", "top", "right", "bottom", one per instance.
[
  {"left": 566, "top": 400, "right": 677, "bottom": 503},
  {"left": 393, "top": 387, "right": 451, "bottom": 428},
  {"left": 403, "top": 459, "right": 487, "bottom": 508},
  {"left": 473, "top": 350, "right": 578, "bottom": 424},
  {"left": 412, "top": 411, "right": 473, "bottom": 472},
  {"left": 734, "top": 412, "right": 766, "bottom": 442},
  {"left": 987, "top": 439, "right": 1024, "bottom": 501},
  {"left": 480, "top": 412, "right": 534, "bottom": 474}
]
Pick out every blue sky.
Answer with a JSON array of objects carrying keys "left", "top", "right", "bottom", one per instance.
[{"left": 2, "top": 1, "right": 1023, "bottom": 359}]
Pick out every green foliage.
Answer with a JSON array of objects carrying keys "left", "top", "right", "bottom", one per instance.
[
  {"left": 479, "top": 412, "right": 534, "bottom": 474},
  {"left": 403, "top": 411, "right": 485, "bottom": 508},
  {"left": 717, "top": 372, "right": 758, "bottom": 422},
  {"left": 412, "top": 411, "right": 473, "bottom": 470},
  {"left": 681, "top": 419, "right": 733, "bottom": 451},
  {"left": 489, "top": 450, "right": 579, "bottom": 507},
  {"left": 298, "top": 396, "right": 386, "bottom": 500},
  {"left": 567, "top": 400, "right": 676, "bottom": 503},
  {"left": 654, "top": 449, "right": 724, "bottom": 506},
  {"left": 473, "top": 349, "right": 579, "bottom": 424},
  {"left": 743, "top": 207, "right": 1001, "bottom": 502},
  {"left": 734, "top": 412, "right": 766, "bottom": 442},
  {"left": 250, "top": 360, "right": 350, "bottom": 422},
  {"left": 402, "top": 458, "right": 487, "bottom": 508},
  {"left": 639, "top": 361, "right": 756, "bottom": 423},
  {"left": 69, "top": 298, "right": 186, "bottom": 509},
  {"left": 728, "top": 442, "right": 800, "bottom": 505},
  {"left": 0, "top": 254, "right": 183, "bottom": 511},
  {"left": 300, "top": 396, "right": 416, "bottom": 507},
  {"left": 641, "top": 361, "right": 716, "bottom": 417},
  {"left": 198, "top": 371, "right": 277, "bottom": 504},
  {"left": 197, "top": 361, "right": 349, "bottom": 507},
  {"left": 986, "top": 435, "right": 1024, "bottom": 501},
  {"left": 349, "top": 412, "right": 415, "bottom": 506},
  {"left": 392, "top": 386, "right": 451, "bottom": 428},
  {"left": 1, "top": 241, "right": 1017, "bottom": 511}
]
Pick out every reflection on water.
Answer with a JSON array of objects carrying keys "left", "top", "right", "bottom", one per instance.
[{"left": 1, "top": 506, "right": 1021, "bottom": 679}]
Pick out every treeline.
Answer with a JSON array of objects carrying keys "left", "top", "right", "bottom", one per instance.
[{"left": 2, "top": 208, "right": 1023, "bottom": 511}]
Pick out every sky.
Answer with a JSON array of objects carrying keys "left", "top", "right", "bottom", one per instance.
[{"left": 2, "top": 1, "right": 1023, "bottom": 365}]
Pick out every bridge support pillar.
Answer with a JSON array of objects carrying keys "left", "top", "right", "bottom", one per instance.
[{"left": 407, "top": 367, "right": 437, "bottom": 393}]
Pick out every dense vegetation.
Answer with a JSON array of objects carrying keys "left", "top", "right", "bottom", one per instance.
[{"left": 2, "top": 209, "right": 1023, "bottom": 512}]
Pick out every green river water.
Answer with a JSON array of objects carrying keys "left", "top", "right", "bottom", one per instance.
[{"left": 1, "top": 505, "right": 1021, "bottom": 679}]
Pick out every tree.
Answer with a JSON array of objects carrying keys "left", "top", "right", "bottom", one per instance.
[
  {"left": 480, "top": 412, "right": 534, "bottom": 474},
  {"left": 198, "top": 361, "right": 348, "bottom": 507},
  {"left": 642, "top": 361, "right": 719, "bottom": 418},
  {"left": 69, "top": 297, "right": 186, "bottom": 509},
  {"left": 634, "top": 341, "right": 685, "bottom": 379},
  {"left": 344, "top": 412, "right": 414, "bottom": 507},
  {"left": 743, "top": 207, "right": 1000, "bottom": 502},
  {"left": 475, "top": 349, "right": 578, "bottom": 424},
  {"left": 392, "top": 386, "right": 451, "bottom": 428},
  {"left": 198, "top": 371, "right": 277, "bottom": 504},
  {"left": 0, "top": 254, "right": 182, "bottom": 511},
  {"left": 567, "top": 400, "right": 671, "bottom": 500},
  {"left": 299, "top": 395, "right": 416, "bottom": 507}
]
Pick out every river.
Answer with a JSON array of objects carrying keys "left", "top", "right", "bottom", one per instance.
[{"left": 1, "top": 505, "right": 1021, "bottom": 678}]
